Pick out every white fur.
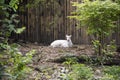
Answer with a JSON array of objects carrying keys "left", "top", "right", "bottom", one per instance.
[{"left": 50, "top": 35, "right": 73, "bottom": 48}]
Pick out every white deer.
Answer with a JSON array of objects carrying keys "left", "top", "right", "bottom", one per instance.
[{"left": 50, "top": 35, "right": 73, "bottom": 48}]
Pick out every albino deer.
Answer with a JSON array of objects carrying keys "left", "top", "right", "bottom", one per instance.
[{"left": 50, "top": 35, "right": 73, "bottom": 48}]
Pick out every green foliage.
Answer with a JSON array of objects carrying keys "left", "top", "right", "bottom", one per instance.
[
  {"left": 70, "top": 0, "right": 120, "bottom": 64},
  {"left": 115, "top": 0, "right": 120, "bottom": 4},
  {"left": 9, "top": 0, "right": 19, "bottom": 11},
  {"left": 92, "top": 40, "right": 116, "bottom": 56},
  {"left": 91, "top": 40, "right": 116, "bottom": 65},
  {"left": 0, "top": 43, "right": 36, "bottom": 80},
  {"left": 63, "top": 57, "right": 78, "bottom": 68},
  {"left": 0, "top": 0, "right": 35, "bottom": 80},
  {"left": 0, "top": 0, "right": 25, "bottom": 38},
  {"left": 66, "top": 64, "right": 120, "bottom": 80},
  {"left": 103, "top": 40, "right": 116, "bottom": 56},
  {"left": 1, "top": 14, "right": 24, "bottom": 37},
  {"left": 92, "top": 40, "right": 101, "bottom": 56},
  {"left": 70, "top": 0, "right": 120, "bottom": 35},
  {"left": 15, "top": 27, "right": 26, "bottom": 34},
  {"left": 68, "top": 64, "right": 94, "bottom": 80},
  {"left": 103, "top": 66, "right": 120, "bottom": 80}
]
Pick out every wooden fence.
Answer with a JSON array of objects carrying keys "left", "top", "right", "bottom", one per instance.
[{"left": 12, "top": 0, "right": 120, "bottom": 45}]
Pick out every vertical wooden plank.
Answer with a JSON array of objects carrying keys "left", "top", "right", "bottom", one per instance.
[
  {"left": 39, "top": 6, "right": 41, "bottom": 43},
  {"left": 15, "top": 0, "right": 120, "bottom": 45}
]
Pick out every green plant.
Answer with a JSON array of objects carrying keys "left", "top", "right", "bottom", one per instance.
[
  {"left": 9, "top": 0, "right": 19, "bottom": 11},
  {"left": 0, "top": 43, "right": 36, "bottom": 80},
  {"left": 69, "top": 0, "right": 120, "bottom": 65},
  {"left": 115, "top": 0, "right": 120, "bottom": 4},
  {"left": 100, "top": 74, "right": 114, "bottom": 80},
  {"left": 67, "top": 64, "right": 94, "bottom": 80},
  {"left": 104, "top": 40, "right": 116, "bottom": 56},
  {"left": 103, "top": 66, "right": 120, "bottom": 80},
  {"left": 92, "top": 40, "right": 116, "bottom": 65},
  {"left": 93, "top": 66, "right": 120, "bottom": 80},
  {"left": 92, "top": 40, "right": 101, "bottom": 56},
  {"left": 70, "top": 0, "right": 120, "bottom": 35},
  {"left": 63, "top": 57, "right": 78, "bottom": 68},
  {"left": 0, "top": 0, "right": 34, "bottom": 80}
]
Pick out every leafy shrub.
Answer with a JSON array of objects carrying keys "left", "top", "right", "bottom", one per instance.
[
  {"left": 67, "top": 65, "right": 120, "bottom": 80},
  {"left": 103, "top": 66, "right": 120, "bottom": 80},
  {"left": 92, "top": 40, "right": 117, "bottom": 65},
  {"left": 0, "top": 43, "right": 36, "bottom": 80},
  {"left": 70, "top": 0, "right": 120, "bottom": 35},
  {"left": 67, "top": 64, "right": 94, "bottom": 80},
  {"left": 63, "top": 57, "right": 78, "bottom": 68},
  {"left": 70, "top": 0, "right": 120, "bottom": 65},
  {"left": 0, "top": 0, "right": 32, "bottom": 79}
]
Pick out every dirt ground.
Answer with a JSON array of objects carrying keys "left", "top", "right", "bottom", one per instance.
[{"left": 18, "top": 43, "right": 95, "bottom": 80}]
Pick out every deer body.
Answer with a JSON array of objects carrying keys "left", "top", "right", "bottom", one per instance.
[{"left": 50, "top": 35, "right": 73, "bottom": 48}]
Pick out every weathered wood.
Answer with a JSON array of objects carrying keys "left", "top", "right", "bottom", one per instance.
[{"left": 13, "top": 0, "right": 120, "bottom": 45}]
